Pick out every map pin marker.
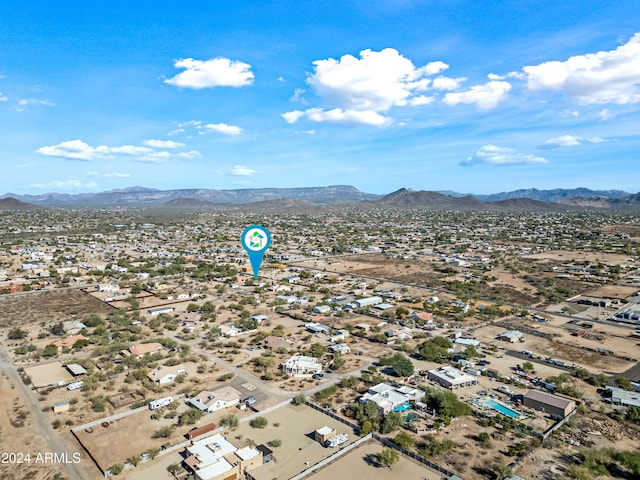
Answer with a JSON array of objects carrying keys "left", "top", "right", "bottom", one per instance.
[{"left": 241, "top": 225, "right": 271, "bottom": 279}]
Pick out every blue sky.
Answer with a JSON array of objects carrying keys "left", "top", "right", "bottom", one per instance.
[{"left": 1, "top": 0, "right": 639, "bottom": 195}]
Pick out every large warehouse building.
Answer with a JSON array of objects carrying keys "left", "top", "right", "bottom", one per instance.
[{"left": 523, "top": 389, "right": 576, "bottom": 418}]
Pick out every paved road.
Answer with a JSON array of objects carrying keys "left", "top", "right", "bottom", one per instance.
[{"left": 0, "top": 348, "right": 85, "bottom": 480}]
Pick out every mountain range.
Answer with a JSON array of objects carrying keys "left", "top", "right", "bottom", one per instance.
[{"left": 1, "top": 185, "right": 639, "bottom": 211}]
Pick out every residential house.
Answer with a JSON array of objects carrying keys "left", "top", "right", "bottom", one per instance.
[
  {"left": 183, "top": 433, "right": 262, "bottom": 480},
  {"left": 187, "top": 386, "right": 242, "bottom": 413},
  {"left": 54, "top": 334, "right": 88, "bottom": 349},
  {"left": 359, "top": 382, "right": 423, "bottom": 415},
  {"left": 281, "top": 354, "right": 323, "bottom": 376},
  {"left": 427, "top": 366, "right": 480, "bottom": 390},
  {"left": 148, "top": 364, "right": 186, "bottom": 385},
  {"left": 129, "top": 342, "right": 163, "bottom": 358}
]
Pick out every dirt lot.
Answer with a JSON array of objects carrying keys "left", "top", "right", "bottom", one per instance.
[
  {"left": 0, "top": 289, "right": 113, "bottom": 329},
  {"left": 0, "top": 371, "right": 65, "bottom": 480},
  {"left": 307, "top": 440, "right": 443, "bottom": 480}
]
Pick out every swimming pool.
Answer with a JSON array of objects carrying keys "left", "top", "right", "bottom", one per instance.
[{"left": 485, "top": 399, "right": 521, "bottom": 419}]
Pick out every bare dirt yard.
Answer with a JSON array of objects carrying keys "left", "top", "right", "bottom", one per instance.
[
  {"left": 0, "top": 289, "right": 113, "bottom": 330},
  {"left": 306, "top": 440, "right": 443, "bottom": 480},
  {"left": 0, "top": 371, "right": 65, "bottom": 480}
]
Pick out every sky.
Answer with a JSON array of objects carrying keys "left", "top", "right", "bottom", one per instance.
[{"left": 0, "top": 1, "right": 639, "bottom": 195}]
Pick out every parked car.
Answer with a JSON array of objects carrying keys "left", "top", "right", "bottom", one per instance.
[
  {"left": 244, "top": 396, "right": 256, "bottom": 405},
  {"left": 312, "top": 373, "right": 324, "bottom": 380}
]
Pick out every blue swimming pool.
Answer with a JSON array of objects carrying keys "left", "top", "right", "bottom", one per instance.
[{"left": 485, "top": 399, "right": 521, "bottom": 419}]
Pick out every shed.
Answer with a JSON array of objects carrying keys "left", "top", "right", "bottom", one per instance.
[
  {"left": 315, "top": 425, "right": 335, "bottom": 444},
  {"left": 52, "top": 401, "right": 70, "bottom": 414},
  {"left": 65, "top": 363, "right": 87, "bottom": 377}
]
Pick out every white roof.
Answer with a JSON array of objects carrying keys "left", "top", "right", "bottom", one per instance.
[
  {"left": 235, "top": 446, "right": 260, "bottom": 461},
  {"left": 428, "top": 366, "right": 478, "bottom": 385},
  {"left": 316, "top": 425, "right": 334, "bottom": 435},
  {"left": 187, "top": 434, "right": 236, "bottom": 480}
]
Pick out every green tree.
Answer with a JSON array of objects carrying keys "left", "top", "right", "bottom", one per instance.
[
  {"left": 380, "top": 411, "right": 403, "bottom": 434},
  {"left": 109, "top": 464, "right": 124, "bottom": 475},
  {"left": 153, "top": 425, "right": 175, "bottom": 438},
  {"left": 8, "top": 328, "right": 28, "bottom": 340},
  {"left": 522, "top": 361, "right": 534, "bottom": 372},
  {"left": 309, "top": 343, "right": 328, "bottom": 358},
  {"left": 292, "top": 394, "right": 306, "bottom": 406},
  {"left": 493, "top": 461, "right": 513, "bottom": 480},
  {"left": 333, "top": 352, "right": 345, "bottom": 370},
  {"left": 392, "top": 356, "right": 414, "bottom": 377},
  {"left": 616, "top": 377, "right": 633, "bottom": 391},
  {"left": 394, "top": 431, "right": 414, "bottom": 449},
  {"left": 221, "top": 414, "right": 239, "bottom": 428},
  {"left": 181, "top": 408, "right": 204, "bottom": 425},
  {"left": 378, "top": 448, "right": 399, "bottom": 467},
  {"left": 250, "top": 416, "right": 268, "bottom": 429},
  {"left": 42, "top": 344, "right": 58, "bottom": 358}
]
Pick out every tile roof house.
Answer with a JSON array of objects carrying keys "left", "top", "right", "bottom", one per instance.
[{"left": 129, "top": 342, "right": 163, "bottom": 357}]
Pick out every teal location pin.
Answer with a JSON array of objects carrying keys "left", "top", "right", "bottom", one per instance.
[{"left": 241, "top": 225, "right": 271, "bottom": 279}]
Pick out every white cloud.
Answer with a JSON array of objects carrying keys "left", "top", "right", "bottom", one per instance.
[
  {"left": 307, "top": 48, "right": 439, "bottom": 113},
  {"left": 85, "top": 171, "right": 131, "bottom": 178},
  {"left": 136, "top": 151, "right": 173, "bottom": 163},
  {"left": 542, "top": 134, "right": 607, "bottom": 148},
  {"left": 166, "top": 128, "right": 185, "bottom": 136},
  {"left": 205, "top": 123, "right": 242, "bottom": 135},
  {"left": 36, "top": 140, "right": 103, "bottom": 160},
  {"left": 29, "top": 178, "right": 98, "bottom": 190},
  {"left": 291, "top": 88, "right": 307, "bottom": 103},
  {"left": 36, "top": 139, "right": 198, "bottom": 162},
  {"left": 443, "top": 81, "right": 511, "bottom": 109},
  {"left": 488, "top": 72, "right": 524, "bottom": 81},
  {"left": 165, "top": 57, "right": 254, "bottom": 89},
  {"left": 0, "top": 93, "right": 7, "bottom": 102},
  {"left": 287, "top": 48, "right": 456, "bottom": 125},
  {"left": 109, "top": 145, "right": 152, "bottom": 155},
  {"left": 143, "top": 139, "right": 185, "bottom": 149},
  {"left": 544, "top": 134, "right": 583, "bottom": 147},
  {"left": 14, "top": 98, "right": 55, "bottom": 112},
  {"left": 230, "top": 165, "right": 257, "bottom": 176},
  {"left": 432, "top": 76, "right": 466, "bottom": 91},
  {"left": 176, "top": 150, "right": 201, "bottom": 159},
  {"left": 598, "top": 109, "right": 614, "bottom": 121},
  {"left": 422, "top": 61, "right": 449, "bottom": 75},
  {"left": 283, "top": 108, "right": 391, "bottom": 126},
  {"left": 522, "top": 32, "right": 640, "bottom": 104},
  {"left": 461, "top": 145, "right": 549, "bottom": 166},
  {"left": 282, "top": 111, "right": 306, "bottom": 124},
  {"left": 409, "top": 95, "right": 435, "bottom": 106}
]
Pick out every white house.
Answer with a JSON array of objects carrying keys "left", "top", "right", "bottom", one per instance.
[
  {"left": 312, "top": 305, "right": 331, "bottom": 314},
  {"left": 282, "top": 354, "right": 322, "bottom": 376},
  {"left": 147, "top": 364, "right": 186, "bottom": 385},
  {"left": 427, "top": 366, "right": 479, "bottom": 390},
  {"left": 328, "top": 343, "right": 351, "bottom": 354},
  {"left": 359, "top": 383, "right": 423, "bottom": 415},
  {"left": 187, "top": 386, "right": 242, "bottom": 413}
]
